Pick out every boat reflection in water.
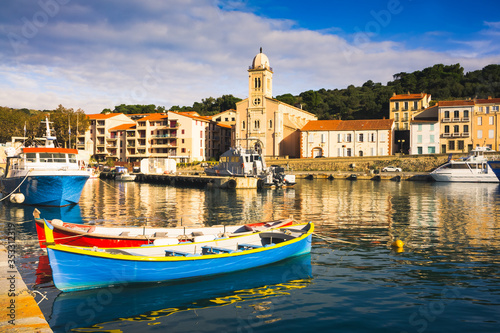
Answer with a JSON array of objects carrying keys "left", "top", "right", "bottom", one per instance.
[{"left": 48, "top": 254, "right": 312, "bottom": 332}]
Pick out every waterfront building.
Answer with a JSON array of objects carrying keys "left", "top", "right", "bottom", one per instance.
[
  {"left": 473, "top": 97, "right": 500, "bottom": 150},
  {"left": 80, "top": 113, "right": 136, "bottom": 162},
  {"left": 389, "top": 92, "right": 432, "bottom": 131},
  {"left": 300, "top": 119, "right": 394, "bottom": 158},
  {"left": 389, "top": 92, "right": 431, "bottom": 154},
  {"left": 235, "top": 49, "right": 317, "bottom": 158},
  {"left": 437, "top": 100, "right": 474, "bottom": 154},
  {"left": 409, "top": 106, "right": 440, "bottom": 155}
]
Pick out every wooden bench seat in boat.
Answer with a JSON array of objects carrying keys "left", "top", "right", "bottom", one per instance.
[{"left": 201, "top": 246, "right": 239, "bottom": 254}]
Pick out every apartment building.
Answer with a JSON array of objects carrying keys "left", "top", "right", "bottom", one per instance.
[
  {"left": 473, "top": 97, "right": 500, "bottom": 150},
  {"left": 438, "top": 100, "right": 474, "bottom": 154},
  {"left": 300, "top": 119, "right": 394, "bottom": 158},
  {"left": 79, "top": 113, "right": 136, "bottom": 162},
  {"left": 389, "top": 92, "right": 432, "bottom": 131}
]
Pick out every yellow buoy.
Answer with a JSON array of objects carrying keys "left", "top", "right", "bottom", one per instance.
[{"left": 391, "top": 239, "right": 404, "bottom": 248}]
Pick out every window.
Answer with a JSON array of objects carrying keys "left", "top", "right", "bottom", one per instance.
[
  {"left": 404, "top": 102, "right": 408, "bottom": 110},
  {"left": 430, "top": 124, "right": 434, "bottom": 131},
  {"left": 449, "top": 141, "right": 455, "bottom": 150},
  {"left": 321, "top": 134, "right": 326, "bottom": 143},
  {"left": 269, "top": 120, "right": 272, "bottom": 128},
  {"left": 346, "top": 148, "right": 352, "bottom": 157},
  {"left": 478, "top": 117, "right": 482, "bottom": 125},
  {"left": 254, "top": 120, "right": 260, "bottom": 129},
  {"left": 394, "top": 102, "right": 399, "bottom": 110},
  {"left": 338, "top": 134, "right": 342, "bottom": 143},
  {"left": 358, "top": 133, "right": 364, "bottom": 142},
  {"left": 478, "top": 130, "right": 483, "bottom": 139},
  {"left": 417, "top": 147, "right": 423, "bottom": 154},
  {"left": 370, "top": 133, "right": 375, "bottom": 142},
  {"left": 430, "top": 135, "right": 435, "bottom": 143},
  {"left": 444, "top": 125, "right": 450, "bottom": 133},
  {"left": 444, "top": 111, "right": 450, "bottom": 119},
  {"left": 428, "top": 146, "right": 435, "bottom": 154},
  {"left": 417, "top": 135, "right": 422, "bottom": 144},
  {"left": 489, "top": 116, "right": 494, "bottom": 125},
  {"left": 458, "top": 140, "right": 464, "bottom": 150},
  {"left": 463, "top": 110, "right": 469, "bottom": 118},
  {"left": 181, "top": 148, "right": 186, "bottom": 153},
  {"left": 413, "top": 101, "right": 418, "bottom": 110},
  {"left": 181, "top": 139, "right": 184, "bottom": 144},
  {"left": 403, "top": 112, "right": 409, "bottom": 122},
  {"left": 493, "top": 106, "right": 499, "bottom": 112},
  {"left": 200, "top": 131, "right": 203, "bottom": 138},
  {"left": 182, "top": 129, "right": 185, "bottom": 135},
  {"left": 463, "top": 125, "right": 469, "bottom": 133},
  {"left": 242, "top": 121, "right": 245, "bottom": 129},
  {"left": 418, "top": 124, "right": 422, "bottom": 131},
  {"left": 308, "top": 133, "right": 314, "bottom": 143},
  {"left": 394, "top": 113, "right": 399, "bottom": 121},
  {"left": 346, "top": 134, "right": 352, "bottom": 142},
  {"left": 454, "top": 110, "right": 460, "bottom": 119},
  {"left": 489, "top": 129, "right": 494, "bottom": 138},
  {"left": 486, "top": 106, "right": 490, "bottom": 114},
  {"left": 479, "top": 106, "right": 484, "bottom": 113},
  {"left": 454, "top": 125, "right": 459, "bottom": 133}
]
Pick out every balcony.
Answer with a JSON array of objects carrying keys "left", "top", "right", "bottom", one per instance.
[
  {"left": 442, "top": 118, "right": 451, "bottom": 123},
  {"left": 461, "top": 117, "right": 470, "bottom": 122},
  {"left": 462, "top": 132, "right": 470, "bottom": 137},
  {"left": 441, "top": 133, "right": 451, "bottom": 138},
  {"left": 452, "top": 133, "right": 461, "bottom": 137},
  {"left": 452, "top": 118, "right": 460, "bottom": 122}
]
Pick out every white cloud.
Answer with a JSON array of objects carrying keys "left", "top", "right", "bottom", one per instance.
[{"left": 0, "top": 0, "right": 497, "bottom": 114}]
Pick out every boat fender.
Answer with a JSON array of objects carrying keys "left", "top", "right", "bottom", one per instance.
[{"left": 10, "top": 193, "right": 25, "bottom": 204}]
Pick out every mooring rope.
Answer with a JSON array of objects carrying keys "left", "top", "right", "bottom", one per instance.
[{"left": 98, "top": 177, "right": 127, "bottom": 194}]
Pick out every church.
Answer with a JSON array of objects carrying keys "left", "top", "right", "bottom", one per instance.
[{"left": 235, "top": 49, "right": 317, "bottom": 158}]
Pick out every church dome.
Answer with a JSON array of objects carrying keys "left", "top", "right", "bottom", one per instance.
[{"left": 251, "top": 48, "right": 271, "bottom": 70}]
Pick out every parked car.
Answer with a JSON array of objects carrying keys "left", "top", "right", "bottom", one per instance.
[{"left": 382, "top": 166, "right": 402, "bottom": 172}]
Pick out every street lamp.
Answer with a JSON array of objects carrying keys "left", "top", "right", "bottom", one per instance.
[{"left": 398, "top": 139, "right": 405, "bottom": 154}]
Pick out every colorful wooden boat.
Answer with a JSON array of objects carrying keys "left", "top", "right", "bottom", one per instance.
[
  {"left": 43, "top": 219, "right": 313, "bottom": 292},
  {"left": 33, "top": 209, "right": 294, "bottom": 248}
]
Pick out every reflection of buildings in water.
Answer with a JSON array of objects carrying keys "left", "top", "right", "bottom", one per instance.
[{"left": 433, "top": 183, "right": 500, "bottom": 248}]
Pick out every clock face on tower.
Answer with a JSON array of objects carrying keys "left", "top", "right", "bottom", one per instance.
[{"left": 253, "top": 97, "right": 261, "bottom": 106}]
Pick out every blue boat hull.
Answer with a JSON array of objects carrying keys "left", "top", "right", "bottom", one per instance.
[
  {"left": 1, "top": 175, "right": 89, "bottom": 206},
  {"left": 47, "top": 233, "right": 312, "bottom": 292},
  {"left": 488, "top": 161, "right": 500, "bottom": 181}
]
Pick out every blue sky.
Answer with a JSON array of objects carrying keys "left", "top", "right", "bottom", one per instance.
[{"left": 1, "top": 0, "right": 499, "bottom": 114}]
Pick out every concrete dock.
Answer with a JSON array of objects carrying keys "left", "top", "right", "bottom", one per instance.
[{"left": 0, "top": 243, "right": 52, "bottom": 332}]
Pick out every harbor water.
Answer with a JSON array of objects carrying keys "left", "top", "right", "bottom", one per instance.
[{"left": 1, "top": 178, "right": 500, "bottom": 332}]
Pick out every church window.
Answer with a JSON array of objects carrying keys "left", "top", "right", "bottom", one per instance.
[
  {"left": 242, "top": 121, "right": 245, "bottom": 129},
  {"left": 269, "top": 120, "right": 272, "bottom": 128}
]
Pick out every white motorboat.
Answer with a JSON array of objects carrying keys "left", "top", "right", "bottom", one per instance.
[{"left": 430, "top": 147, "right": 499, "bottom": 183}]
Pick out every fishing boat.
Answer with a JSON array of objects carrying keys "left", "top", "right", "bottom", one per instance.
[
  {"left": 33, "top": 209, "right": 294, "bottom": 248},
  {"left": 204, "top": 140, "right": 295, "bottom": 187},
  {"left": 430, "top": 147, "right": 499, "bottom": 183},
  {"left": 0, "top": 117, "right": 90, "bottom": 206},
  {"left": 43, "top": 219, "right": 313, "bottom": 292}
]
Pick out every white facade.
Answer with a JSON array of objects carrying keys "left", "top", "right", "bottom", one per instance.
[
  {"left": 300, "top": 120, "right": 394, "bottom": 158},
  {"left": 410, "top": 121, "right": 441, "bottom": 155}
]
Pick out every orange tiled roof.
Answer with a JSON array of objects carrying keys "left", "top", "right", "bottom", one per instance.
[
  {"left": 109, "top": 123, "right": 136, "bottom": 131},
  {"left": 87, "top": 113, "right": 123, "bottom": 119},
  {"left": 139, "top": 113, "right": 168, "bottom": 121},
  {"left": 475, "top": 98, "right": 500, "bottom": 104},
  {"left": 217, "top": 123, "right": 232, "bottom": 129},
  {"left": 390, "top": 93, "right": 429, "bottom": 101},
  {"left": 302, "top": 119, "right": 393, "bottom": 131},
  {"left": 438, "top": 100, "right": 475, "bottom": 107}
]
